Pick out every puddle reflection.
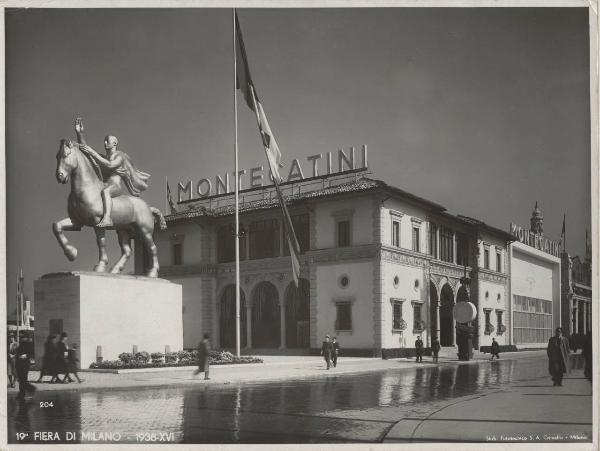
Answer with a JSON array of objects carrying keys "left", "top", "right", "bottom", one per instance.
[{"left": 8, "top": 358, "right": 549, "bottom": 444}]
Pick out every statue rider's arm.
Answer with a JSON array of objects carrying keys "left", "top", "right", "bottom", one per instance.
[
  {"left": 74, "top": 118, "right": 88, "bottom": 146},
  {"left": 80, "top": 145, "right": 124, "bottom": 170}
]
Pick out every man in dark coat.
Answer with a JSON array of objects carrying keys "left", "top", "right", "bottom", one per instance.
[
  {"left": 547, "top": 327, "right": 570, "bottom": 386},
  {"left": 331, "top": 337, "right": 340, "bottom": 368},
  {"left": 431, "top": 338, "right": 441, "bottom": 363},
  {"left": 415, "top": 336, "right": 424, "bottom": 363},
  {"left": 490, "top": 338, "right": 500, "bottom": 360},
  {"left": 36, "top": 334, "right": 57, "bottom": 383},
  {"left": 16, "top": 336, "right": 37, "bottom": 400},
  {"left": 64, "top": 343, "right": 83, "bottom": 383},
  {"left": 320, "top": 335, "right": 333, "bottom": 370},
  {"left": 194, "top": 333, "right": 211, "bottom": 380},
  {"left": 56, "top": 332, "right": 71, "bottom": 383},
  {"left": 583, "top": 331, "right": 592, "bottom": 383}
]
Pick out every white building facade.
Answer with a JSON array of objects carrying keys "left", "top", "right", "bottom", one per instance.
[
  {"left": 137, "top": 170, "right": 521, "bottom": 356},
  {"left": 508, "top": 205, "right": 562, "bottom": 349}
]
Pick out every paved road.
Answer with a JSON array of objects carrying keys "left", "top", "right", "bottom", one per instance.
[{"left": 7, "top": 354, "right": 593, "bottom": 445}]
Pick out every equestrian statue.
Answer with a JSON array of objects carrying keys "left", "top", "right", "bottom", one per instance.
[{"left": 53, "top": 118, "right": 166, "bottom": 277}]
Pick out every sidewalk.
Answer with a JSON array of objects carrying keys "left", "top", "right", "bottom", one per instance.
[
  {"left": 383, "top": 368, "right": 593, "bottom": 444},
  {"left": 7, "top": 350, "right": 547, "bottom": 393}
]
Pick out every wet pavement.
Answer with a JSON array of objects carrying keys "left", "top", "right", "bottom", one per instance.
[{"left": 7, "top": 354, "right": 592, "bottom": 444}]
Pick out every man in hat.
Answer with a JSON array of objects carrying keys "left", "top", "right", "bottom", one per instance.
[
  {"left": 320, "top": 335, "right": 333, "bottom": 370},
  {"left": 547, "top": 327, "right": 570, "bottom": 386},
  {"left": 415, "top": 336, "right": 424, "bottom": 363},
  {"left": 16, "top": 336, "right": 36, "bottom": 400},
  {"left": 331, "top": 337, "right": 340, "bottom": 368}
]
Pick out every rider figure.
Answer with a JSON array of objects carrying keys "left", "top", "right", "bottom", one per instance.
[{"left": 74, "top": 118, "right": 150, "bottom": 227}]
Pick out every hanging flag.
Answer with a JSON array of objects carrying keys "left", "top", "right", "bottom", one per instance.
[
  {"left": 585, "top": 228, "right": 591, "bottom": 260},
  {"left": 235, "top": 12, "right": 300, "bottom": 286},
  {"left": 561, "top": 213, "right": 566, "bottom": 250},
  {"left": 166, "top": 178, "right": 177, "bottom": 214},
  {"left": 17, "top": 269, "right": 24, "bottom": 328},
  {"left": 235, "top": 12, "right": 283, "bottom": 183}
]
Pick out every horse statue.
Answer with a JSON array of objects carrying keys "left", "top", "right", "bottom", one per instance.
[{"left": 53, "top": 138, "right": 166, "bottom": 277}]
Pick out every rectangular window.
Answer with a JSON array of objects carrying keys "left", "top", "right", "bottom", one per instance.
[
  {"left": 439, "top": 226, "right": 454, "bottom": 263},
  {"left": 283, "top": 214, "right": 310, "bottom": 255},
  {"left": 250, "top": 219, "right": 280, "bottom": 259},
  {"left": 512, "top": 295, "right": 553, "bottom": 344},
  {"left": 217, "top": 224, "right": 247, "bottom": 263},
  {"left": 413, "top": 303, "right": 422, "bottom": 331},
  {"left": 484, "top": 249, "right": 490, "bottom": 269},
  {"left": 429, "top": 223, "right": 438, "bottom": 258},
  {"left": 173, "top": 243, "right": 183, "bottom": 266},
  {"left": 392, "top": 220, "right": 400, "bottom": 247},
  {"left": 484, "top": 309, "right": 492, "bottom": 334},
  {"left": 336, "top": 303, "right": 352, "bottom": 330},
  {"left": 456, "top": 232, "right": 469, "bottom": 266},
  {"left": 392, "top": 300, "right": 404, "bottom": 330},
  {"left": 496, "top": 252, "right": 502, "bottom": 272},
  {"left": 496, "top": 310, "right": 503, "bottom": 328},
  {"left": 412, "top": 227, "right": 420, "bottom": 252},
  {"left": 338, "top": 220, "right": 350, "bottom": 247}
]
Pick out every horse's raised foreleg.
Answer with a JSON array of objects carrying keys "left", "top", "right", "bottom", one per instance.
[
  {"left": 111, "top": 229, "right": 131, "bottom": 274},
  {"left": 140, "top": 230, "right": 159, "bottom": 278},
  {"left": 93, "top": 227, "right": 109, "bottom": 272},
  {"left": 52, "top": 218, "right": 82, "bottom": 261}
]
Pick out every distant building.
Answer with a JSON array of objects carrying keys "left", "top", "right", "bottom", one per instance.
[
  {"left": 561, "top": 232, "right": 592, "bottom": 342},
  {"left": 508, "top": 204, "right": 562, "bottom": 349}
]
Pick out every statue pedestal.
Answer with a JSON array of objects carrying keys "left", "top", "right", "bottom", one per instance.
[{"left": 33, "top": 271, "right": 183, "bottom": 369}]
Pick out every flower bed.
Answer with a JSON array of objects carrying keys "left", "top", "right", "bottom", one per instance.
[{"left": 89, "top": 350, "right": 263, "bottom": 370}]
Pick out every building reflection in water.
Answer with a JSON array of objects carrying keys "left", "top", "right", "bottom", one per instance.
[{"left": 8, "top": 358, "right": 552, "bottom": 444}]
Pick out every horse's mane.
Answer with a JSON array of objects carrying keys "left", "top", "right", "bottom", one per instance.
[{"left": 70, "top": 140, "right": 103, "bottom": 182}]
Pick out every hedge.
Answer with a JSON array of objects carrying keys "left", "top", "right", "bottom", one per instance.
[{"left": 89, "top": 350, "right": 263, "bottom": 369}]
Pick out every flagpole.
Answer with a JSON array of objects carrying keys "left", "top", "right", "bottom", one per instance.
[
  {"left": 233, "top": 8, "right": 241, "bottom": 358},
  {"left": 16, "top": 272, "right": 20, "bottom": 343}
]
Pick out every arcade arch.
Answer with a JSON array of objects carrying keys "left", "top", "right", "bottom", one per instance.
[
  {"left": 251, "top": 281, "right": 280, "bottom": 348},
  {"left": 440, "top": 283, "right": 455, "bottom": 346},
  {"left": 284, "top": 279, "right": 310, "bottom": 348}
]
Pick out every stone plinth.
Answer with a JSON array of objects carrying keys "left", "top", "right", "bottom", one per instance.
[{"left": 34, "top": 271, "right": 183, "bottom": 369}]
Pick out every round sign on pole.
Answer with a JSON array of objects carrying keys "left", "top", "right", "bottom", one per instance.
[{"left": 453, "top": 301, "right": 477, "bottom": 323}]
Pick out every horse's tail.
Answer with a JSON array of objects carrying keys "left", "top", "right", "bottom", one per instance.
[{"left": 150, "top": 207, "right": 167, "bottom": 231}]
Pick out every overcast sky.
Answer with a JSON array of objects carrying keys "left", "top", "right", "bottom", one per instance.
[{"left": 5, "top": 7, "right": 591, "bottom": 313}]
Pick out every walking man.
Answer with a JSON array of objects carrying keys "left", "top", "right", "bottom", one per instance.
[
  {"left": 431, "top": 337, "right": 441, "bottom": 363},
  {"left": 64, "top": 344, "right": 84, "bottom": 383},
  {"left": 16, "top": 336, "right": 36, "bottom": 400},
  {"left": 415, "top": 336, "right": 424, "bottom": 363},
  {"left": 7, "top": 335, "right": 18, "bottom": 388},
  {"left": 331, "top": 337, "right": 340, "bottom": 368},
  {"left": 490, "top": 338, "right": 500, "bottom": 360},
  {"left": 194, "top": 333, "right": 211, "bottom": 380},
  {"left": 547, "top": 327, "right": 570, "bottom": 386},
  {"left": 583, "top": 331, "right": 592, "bottom": 383},
  {"left": 321, "top": 335, "right": 333, "bottom": 370}
]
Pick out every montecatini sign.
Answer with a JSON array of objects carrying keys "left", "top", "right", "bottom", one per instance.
[
  {"left": 509, "top": 223, "right": 561, "bottom": 257},
  {"left": 177, "top": 145, "right": 368, "bottom": 203}
]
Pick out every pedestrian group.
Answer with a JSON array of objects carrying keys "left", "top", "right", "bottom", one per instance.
[{"left": 321, "top": 335, "right": 341, "bottom": 369}]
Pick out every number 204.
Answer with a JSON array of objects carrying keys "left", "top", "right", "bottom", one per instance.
[{"left": 40, "top": 402, "right": 54, "bottom": 408}]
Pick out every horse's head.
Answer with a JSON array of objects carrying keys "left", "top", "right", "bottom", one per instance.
[{"left": 56, "top": 139, "right": 78, "bottom": 184}]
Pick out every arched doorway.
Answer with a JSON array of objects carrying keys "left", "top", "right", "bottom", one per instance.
[
  {"left": 284, "top": 279, "right": 310, "bottom": 348},
  {"left": 252, "top": 281, "right": 280, "bottom": 348},
  {"left": 219, "top": 285, "right": 247, "bottom": 348},
  {"left": 430, "top": 282, "right": 439, "bottom": 340},
  {"left": 440, "top": 284, "right": 455, "bottom": 346}
]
